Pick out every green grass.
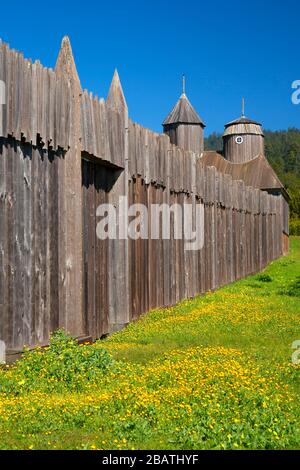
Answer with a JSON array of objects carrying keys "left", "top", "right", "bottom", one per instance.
[{"left": 0, "top": 238, "right": 299, "bottom": 450}]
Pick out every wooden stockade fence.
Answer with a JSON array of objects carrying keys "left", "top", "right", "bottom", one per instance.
[{"left": 0, "top": 38, "right": 286, "bottom": 350}]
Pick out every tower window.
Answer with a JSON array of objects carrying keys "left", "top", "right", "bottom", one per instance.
[{"left": 235, "top": 136, "right": 244, "bottom": 145}]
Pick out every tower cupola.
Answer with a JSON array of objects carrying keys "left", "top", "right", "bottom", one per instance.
[
  {"left": 222, "top": 99, "right": 264, "bottom": 163},
  {"left": 162, "top": 77, "right": 205, "bottom": 154}
]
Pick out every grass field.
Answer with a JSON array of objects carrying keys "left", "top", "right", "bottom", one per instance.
[{"left": 0, "top": 238, "right": 299, "bottom": 450}]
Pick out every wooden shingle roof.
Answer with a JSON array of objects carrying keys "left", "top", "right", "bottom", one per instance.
[
  {"left": 225, "top": 116, "right": 262, "bottom": 127},
  {"left": 223, "top": 115, "right": 264, "bottom": 137},
  {"left": 163, "top": 93, "right": 205, "bottom": 127},
  {"left": 201, "top": 151, "right": 288, "bottom": 199}
]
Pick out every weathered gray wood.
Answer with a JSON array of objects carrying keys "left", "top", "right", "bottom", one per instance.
[
  {"left": 55, "top": 36, "right": 83, "bottom": 337},
  {"left": 0, "top": 37, "right": 287, "bottom": 350},
  {"left": 106, "top": 69, "right": 129, "bottom": 331}
]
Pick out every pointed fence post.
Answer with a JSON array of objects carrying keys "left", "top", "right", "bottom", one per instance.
[
  {"left": 106, "top": 69, "right": 130, "bottom": 331},
  {"left": 55, "top": 36, "right": 83, "bottom": 337}
]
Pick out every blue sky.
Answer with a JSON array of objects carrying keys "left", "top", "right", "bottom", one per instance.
[{"left": 1, "top": 0, "right": 299, "bottom": 135}]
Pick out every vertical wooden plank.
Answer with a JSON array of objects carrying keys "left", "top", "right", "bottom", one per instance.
[
  {"left": 106, "top": 69, "right": 129, "bottom": 330},
  {"left": 55, "top": 36, "right": 83, "bottom": 337},
  {"left": 12, "top": 143, "right": 24, "bottom": 347},
  {"left": 0, "top": 139, "right": 9, "bottom": 345},
  {"left": 49, "top": 148, "right": 59, "bottom": 334}
]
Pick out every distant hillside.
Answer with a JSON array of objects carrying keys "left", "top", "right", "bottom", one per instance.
[{"left": 204, "top": 128, "right": 300, "bottom": 234}]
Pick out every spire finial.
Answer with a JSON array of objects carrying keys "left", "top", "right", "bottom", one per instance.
[
  {"left": 182, "top": 74, "right": 185, "bottom": 96},
  {"left": 242, "top": 97, "right": 245, "bottom": 117}
]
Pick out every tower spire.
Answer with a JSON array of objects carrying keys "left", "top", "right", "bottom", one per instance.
[
  {"left": 182, "top": 74, "right": 185, "bottom": 96},
  {"left": 242, "top": 97, "right": 245, "bottom": 117}
]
